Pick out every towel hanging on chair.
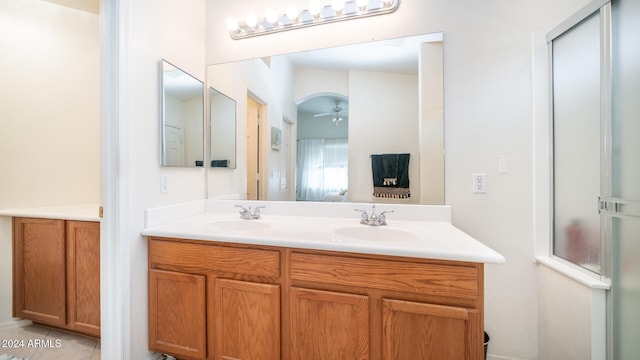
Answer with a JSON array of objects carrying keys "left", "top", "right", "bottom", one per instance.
[{"left": 371, "top": 153, "right": 410, "bottom": 199}]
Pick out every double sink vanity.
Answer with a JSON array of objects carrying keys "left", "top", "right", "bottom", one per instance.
[{"left": 142, "top": 200, "right": 504, "bottom": 360}]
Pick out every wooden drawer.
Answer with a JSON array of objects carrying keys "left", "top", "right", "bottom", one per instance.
[
  {"left": 149, "top": 238, "right": 280, "bottom": 278},
  {"left": 290, "top": 252, "right": 479, "bottom": 300}
]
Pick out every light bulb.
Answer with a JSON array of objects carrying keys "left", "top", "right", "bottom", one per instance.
[
  {"left": 226, "top": 17, "right": 239, "bottom": 31},
  {"left": 308, "top": 0, "right": 322, "bottom": 18},
  {"left": 356, "top": 0, "right": 368, "bottom": 10},
  {"left": 331, "top": 0, "right": 345, "bottom": 13},
  {"left": 265, "top": 9, "right": 279, "bottom": 25},
  {"left": 286, "top": 4, "right": 299, "bottom": 21},
  {"left": 245, "top": 13, "right": 258, "bottom": 28}
]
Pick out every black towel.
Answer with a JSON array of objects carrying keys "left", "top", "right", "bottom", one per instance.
[
  {"left": 371, "top": 153, "right": 410, "bottom": 199},
  {"left": 211, "top": 159, "right": 228, "bottom": 168}
]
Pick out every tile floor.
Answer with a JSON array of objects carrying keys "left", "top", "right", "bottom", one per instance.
[{"left": 0, "top": 324, "right": 99, "bottom": 360}]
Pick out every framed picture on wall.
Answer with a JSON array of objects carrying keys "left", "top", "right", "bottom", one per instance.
[{"left": 271, "top": 127, "right": 281, "bottom": 150}]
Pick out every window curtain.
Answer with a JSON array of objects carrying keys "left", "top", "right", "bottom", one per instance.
[{"left": 296, "top": 138, "right": 348, "bottom": 201}]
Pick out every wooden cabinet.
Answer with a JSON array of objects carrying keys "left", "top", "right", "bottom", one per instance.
[
  {"left": 13, "top": 217, "right": 100, "bottom": 337},
  {"left": 212, "top": 278, "right": 280, "bottom": 360},
  {"left": 148, "top": 237, "right": 484, "bottom": 360},
  {"left": 13, "top": 218, "right": 66, "bottom": 327},
  {"left": 290, "top": 287, "right": 369, "bottom": 360},
  {"left": 289, "top": 251, "right": 483, "bottom": 360},
  {"left": 382, "top": 299, "right": 479, "bottom": 360},
  {"left": 148, "top": 238, "right": 281, "bottom": 360},
  {"left": 66, "top": 220, "right": 101, "bottom": 337},
  {"left": 149, "top": 269, "right": 206, "bottom": 359}
]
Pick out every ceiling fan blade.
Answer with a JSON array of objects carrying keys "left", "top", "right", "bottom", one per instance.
[{"left": 313, "top": 112, "right": 332, "bottom": 117}]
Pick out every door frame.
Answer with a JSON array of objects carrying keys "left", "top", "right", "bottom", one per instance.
[{"left": 247, "top": 92, "right": 268, "bottom": 200}]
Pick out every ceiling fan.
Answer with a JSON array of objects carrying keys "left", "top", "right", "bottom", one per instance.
[{"left": 313, "top": 103, "right": 344, "bottom": 125}]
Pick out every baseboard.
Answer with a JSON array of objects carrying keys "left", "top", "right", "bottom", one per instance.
[
  {"left": 0, "top": 319, "right": 31, "bottom": 332},
  {"left": 487, "top": 355, "right": 524, "bottom": 360}
]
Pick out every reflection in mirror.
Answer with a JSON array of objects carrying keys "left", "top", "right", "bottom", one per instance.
[
  {"left": 296, "top": 95, "right": 349, "bottom": 201},
  {"left": 161, "top": 59, "right": 204, "bottom": 167},
  {"left": 209, "top": 87, "right": 237, "bottom": 169},
  {"left": 207, "top": 32, "right": 444, "bottom": 204}
]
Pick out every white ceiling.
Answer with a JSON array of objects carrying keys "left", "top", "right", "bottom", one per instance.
[{"left": 285, "top": 32, "right": 443, "bottom": 75}]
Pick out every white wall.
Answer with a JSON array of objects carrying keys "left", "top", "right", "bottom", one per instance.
[
  {"left": 110, "top": 0, "right": 206, "bottom": 358},
  {"left": 420, "top": 41, "right": 445, "bottom": 204},
  {"left": 0, "top": 0, "right": 99, "bottom": 328},
  {"left": 0, "top": 0, "right": 100, "bottom": 208},
  {"left": 206, "top": 56, "right": 296, "bottom": 200},
  {"left": 537, "top": 264, "right": 605, "bottom": 360},
  {"left": 205, "top": 0, "right": 593, "bottom": 359},
  {"left": 348, "top": 70, "right": 420, "bottom": 203},
  {"left": 294, "top": 67, "right": 420, "bottom": 203}
]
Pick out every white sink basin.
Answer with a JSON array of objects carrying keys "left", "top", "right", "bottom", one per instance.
[
  {"left": 210, "top": 220, "right": 270, "bottom": 231},
  {"left": 332, "top": 225, "right": 421, "bottom": 242}
]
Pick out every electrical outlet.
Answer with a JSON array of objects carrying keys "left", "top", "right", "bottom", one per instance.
[{"left": 472, "top": 173, "right": 487, "bottom": 193}]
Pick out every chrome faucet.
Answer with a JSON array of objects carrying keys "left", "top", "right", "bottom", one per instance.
[
  {"left": 235, "top": 205, "right": 265, "bottom": 220},
  {"left": 354, "top": 205, "right": 394, "bottom": 226}
]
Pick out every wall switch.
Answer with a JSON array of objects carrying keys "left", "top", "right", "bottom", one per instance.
[
  {"left": 498, "top": 156, "right": 508, "bottom": 173},
  {"left": 472, "top": 173, "right": 487, "bottom": 193},
  {"left": 160, "top": 175, "right": 169, "bottom": 193}
]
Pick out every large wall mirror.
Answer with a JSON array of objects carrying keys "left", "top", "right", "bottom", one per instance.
[
  {"left": 209, "top": 87, "right": 237, "bottom": 168},
  {"left": 161, "top": 59, "right": 204, "bottom": 167},
  {"left": 206, "top": 32, "right": 444, "bottom": 204}
]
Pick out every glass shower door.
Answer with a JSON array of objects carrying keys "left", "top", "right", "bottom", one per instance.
[{"left": 608, "top": 0, "right": 640, "bottom": 358}]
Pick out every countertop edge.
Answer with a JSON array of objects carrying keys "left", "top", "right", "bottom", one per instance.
[
  {"left": 142, "top": 220, "right": 506, "bottom": 265},
  {"left": 0, "top": 204, "right": 101, "bottom": 222}
]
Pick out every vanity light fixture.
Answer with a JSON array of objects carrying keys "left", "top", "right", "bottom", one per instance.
[{"left": 226, "top": 0, "right": 399, "bottom": 40}]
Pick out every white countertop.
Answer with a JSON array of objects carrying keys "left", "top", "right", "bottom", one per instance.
[
  {"left": 142, "top": 200, "right": 505, "bottom": 264},
  {"left": 0, "top": 204, "right": 101, "bottom": 222}
]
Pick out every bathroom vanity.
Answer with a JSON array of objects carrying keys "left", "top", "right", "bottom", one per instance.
[
  {"left": 143, "top": 200, "right": 504, "bottom": 360},
  {"left": 0, "top": 205, "right": 101, "bottom": 338}
]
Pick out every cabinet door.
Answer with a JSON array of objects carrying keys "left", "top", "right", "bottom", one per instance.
[
  {"left": 13, "top": 217, "right": 66, "bottom": 326},
  {"left": 382, "top": 299, "right": 481, "bottom": 360},
  {"left": 212, "top": 278, "right": 280, "bottom": 360},
  {"left": 66, "top": 221, "right": 100, "bottom": 337},
  {"left": 290, "top": 287, "right": 369, "bottom": 360},
  {"left": 149, "top": 269, "right": 206, "bottom": 360}
]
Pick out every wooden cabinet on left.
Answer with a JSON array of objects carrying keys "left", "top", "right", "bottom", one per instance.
[{"left": 12, "top": 217, "right": 100, "bottom": 338}]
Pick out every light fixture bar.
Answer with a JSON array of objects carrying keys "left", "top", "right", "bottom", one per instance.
[{"left": 227, "top": 0, "right": 399, "bottom": 40}]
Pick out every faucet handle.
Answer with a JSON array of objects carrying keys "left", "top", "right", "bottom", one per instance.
[
  {"left": 252, "top": 206, "right": 266, "bottom": 219},
  {"left": 235, "top": 204, "right": 251, "bottom": 219},
  {"left": 378, "top": 209, "right": 394, "bottom": 225},
  {"left": 354, "top": 208, "right": 369, "bottom": 224}
]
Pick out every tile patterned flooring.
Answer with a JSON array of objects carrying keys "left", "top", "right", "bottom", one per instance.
[{"left": 0, "top": 324, "right": 99, "bottom": 360}]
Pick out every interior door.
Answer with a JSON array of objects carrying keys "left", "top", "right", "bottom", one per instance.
[
  {"left": 164, "top": 124, "right": 185, "bottom": 166},
  {"left": 281, "top": 119, "right": 293, "bottom": 200}
]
